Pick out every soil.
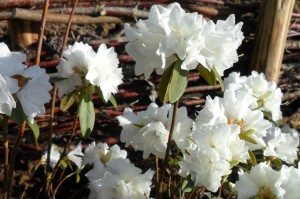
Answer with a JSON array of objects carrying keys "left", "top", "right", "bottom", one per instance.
[{"left": 0, "top": 1, "right": 300, "bottom": 198}]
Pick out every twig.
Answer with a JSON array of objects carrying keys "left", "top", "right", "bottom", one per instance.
[
  {"left": 35, "top": 0, "right": 49, "bottom": 65},
  {"left": 3, "top": 116, "right": 9, "bottom": 199},
  {"left": 7, "top": 121, "right": 26, "bottom": 197},
  {"left": 12, "top": 8, "right": 122, "bottom": 24},
  {"left": 158, "top": 100, "right": 179, "bottom": 199},
  {"left": 60, "top": 0, "right": 79, "bottom": 57}
]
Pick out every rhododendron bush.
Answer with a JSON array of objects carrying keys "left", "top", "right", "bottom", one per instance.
[{"left": 1, "top": 2, "right": 299, "bottom": 199}]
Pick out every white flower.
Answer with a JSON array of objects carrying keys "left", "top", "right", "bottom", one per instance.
[
  {"left": 223, "top": 71, "right": 283, "bottom": 121},
  {"left": 280, "top": 164, "right": 300, "bottom": 199},
  {"left": 56, "top": 42, "right": 123, "bottom": 101},
  {"left": 198, "top": 14, "right": 244, "bottom": 76},
  {"left": 42, "top": 144, "right": 61, "bottom": 169},
  {"left": 87, "top": 158, "right": 154, "bottom": 199},
  {"left": 16, "top": 66, "right": 52, "bottom": 123},
  {"left": 179, "top": 148, "right": 230, "bottom": 192},
  {"left": 125, "top": 3, "right": 243, "bottom": 78},
  {"left": 57, "top": 42, "right": 95, "bottom": 78},
  {"left": 117, "top": 103, "right": 193, "bottom": 158},
  {"left": 193, "top": 124, "right": 249, "bottom": 164},
  {"left": 15, "top": 66, "right": 51, "bottom": 123},
  {"left": 0, "top": 75, "right": 18, "bottom": 116},
  {"left": 0, "top": 42, "right": 26, "bottom": 76},
  {"left": 235, "top": 162, "right": 285, "bottom": 199},
  {"left": 196, "top": 90, "right": 271, "bottom": 150},
  {"left": 85, "top": 143, "right": 128, "bottom": 181},
  {"left": 84, "top": 142, "right": 128, "bottom": 165},
  {"left": 264, "top": 126, "right": 299, "bottom": 164},
  {"left": 86, "top": 44, "right": 123, "bottom": 102},
  {"left": 67, "top": 142, "right": 84, "bottom": 168},
  {"left": 223, "top": 72, "right": 246, "bottom": 91}
]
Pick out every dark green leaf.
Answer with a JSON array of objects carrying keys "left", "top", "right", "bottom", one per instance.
[
  {"left": 198, "top": 66, "right": 217, "bottom": 85},
  {"left": 248, "top": 150, "right": 257, "bottom": 166},
  {"left": 169, "top": 60, "right": 188, "bottom": 103},
  {"left": 11, "top": 102, "right": 26, "bottom": 125},
  {"left": 76, "top": 173, "right": 80, "bottom": 183},
  {"left": 239, "top": 133, "right": 257, "bottom": 144},
  {"left": 49, "top": 77, "right": 67, "bottom": 84},
  {"left": 60, "top": 92, "right": 76, "bottom": 112},
  {"left": 272, "top": 158, "right": 282, "bottom": 169},
  {"left": 158, "top": 62, "right": 175, "bottom": 103},
  {"left": 26, "top": 118, "right": 40, "bottom": 147},
  {"left": 79, "top": 93, "right": 95, "bottom": 138},
  {"left": 212, "top": 67, "right": 224, "bottom": 92},
  {"left": 109, "top": 95, "right": 117, "bottom": 108}
]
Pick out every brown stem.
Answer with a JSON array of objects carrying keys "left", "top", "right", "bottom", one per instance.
[
  {"left": 45, "top": 85, "right": 57, "bottom": 192},
  {"left": 48, "top": 115, "right": 78, "bottom": 196},
  {"left": 158, "top": 100, "right": 179, "bottom": 199},
  {"left": 7, "top": 121, "right": 26, "bottom": 197},
  {"left": 60, "top": 0, "right": 79, "bottom": 58},
  {"left": 3, "top": 116, "right": 9, "bottom": 199},
  {"left": 35, "top": 0, "right": 49, "bottom": 65}
]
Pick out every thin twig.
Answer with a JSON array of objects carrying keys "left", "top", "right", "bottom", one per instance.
[
  {"left": 3, "top": 116, "right": 9, "bottom": 199},
  {"left": 7, "top": 121, "right": 26, "bottom": 197},
  {"left": 158, "top": 100, "right": 179, "bottom": 199}
]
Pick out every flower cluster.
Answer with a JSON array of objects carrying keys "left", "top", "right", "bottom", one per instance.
[
  {"left": 83, "top": 142, "right": 154, "bottom": 199},
  {"left": 117, "top": 70, "right": 299, "bottom": 194},
  {"left": 117, "top": 103, "right": 193, "bottom": 159},
  {"left": 235, "top": 162, "right": 300, "bottom": 199},
  {"left": 224, "top": 71, "right": 283, "bottom": 121},
  {"left": 0, "top": 42, "right": 52, "bottom": 123},
  {"left": 125, "top": 2, "right": 244, "bottom": 79},
  {"left": 56, "top": 42, "right": 123, "bottom": 101}
]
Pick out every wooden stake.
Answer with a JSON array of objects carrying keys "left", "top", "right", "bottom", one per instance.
[{"left": 250, "top": 0, "right": 294, "bottom": 83}]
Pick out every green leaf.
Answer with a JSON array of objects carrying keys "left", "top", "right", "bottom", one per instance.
[
  {"left": 60, "top": 92, "right": 76, "bottom": 112},
  {"left": 60, "top": 159, "right": 68, "bottom": 169},
  {"left": 49, "top": 77, "right": 67, "bottom": 84},
  {"left": 248, "top": 150, "right": 257, "bottom": 166},
  {"left": 158, "top": 62, "right": 175, "bottom": 103},
  {"left": 76, "top": 173, "right": 81, "bottom": 183},
  {"left": 272, "top": 158, "right": 282, "bottom": 169},
  {"left": 26, "top": 118, "right": 40, "bottom": 147},
  {"left": 79, "top": 93, "right": 95, "bottom": 138},
  {"left": 11, "top": 102, "right": 26, "bottom": 125},
  {"left": 239, "top": 132, "right": 257, "bottom": 144},
  {"left": 198, "top": 66, "right": 217, "bottom": 85},
  {"left": 242, "top": 129, "right": 256, "bottom": 136},
  {"left": 109, "top": 95, "right": 117, "bottom": 108},
  {"left": 181, "top": 175, "right": 195, "bottom": 193},
  {"left": 212, "top": 67, "right": 224, "bottom": 92},
  {"left": 169, "top": 60, "right": 188, "bottom": 103}
]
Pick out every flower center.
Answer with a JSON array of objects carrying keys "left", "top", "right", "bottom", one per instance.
[{"left": 256, "top": 186, "right": 277, "bottom": 199}]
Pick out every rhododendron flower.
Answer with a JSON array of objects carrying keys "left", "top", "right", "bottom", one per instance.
[
  {"left": 280, "top": 164, "right": 300, "bottom": 199},
  {"left": 56, "top": 42, "right": 123, "bottom": 101},
  {"left": 117, "top": 103, "right": 193, "bottom": 158},
  {"left": 0, "top": 42, "right": 26, "bottom": 76},
  {"left": 0, "top": 75, "right": 18, "bottom": 116},
  {"left": 179, "top": 148, "right": 230, "bottom": 192},
  {"left": 67, "top": 142, "right": 84, "bottom": 168},
  {"left": 194, "top": 123, "right": 249, "bottom": 163},
  {"left": 88, "top": 159, "right": 154, "bottom": 199},
  {"left": 197, "top": 14, "right": 244, "bottom": 76},
  {"left": 17, "top": 66, "right": 52, "bottom": 123},
  {"left": 83, "top": 142, "right": 127, "bottom": 166},
  {"left": 196, "top": 90, "right": 271, "bottom": 150},
  {"left": 42, "top": 144, "right": 61, "bottom": 169},
  {"left": 125, "top": 3, "right": 243, "bottom": 79},
  {"left": 224, "top": 71, "right": 283, "bottom": 121},
  {"left": 264, "top": 125, "right": 299, "bottom": 164},
  {"left": 43, "top": 143, "right": 84, "bottom": 169},
  {"left": 235, "top": 162, "right": 285, "bottom": 199}
]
